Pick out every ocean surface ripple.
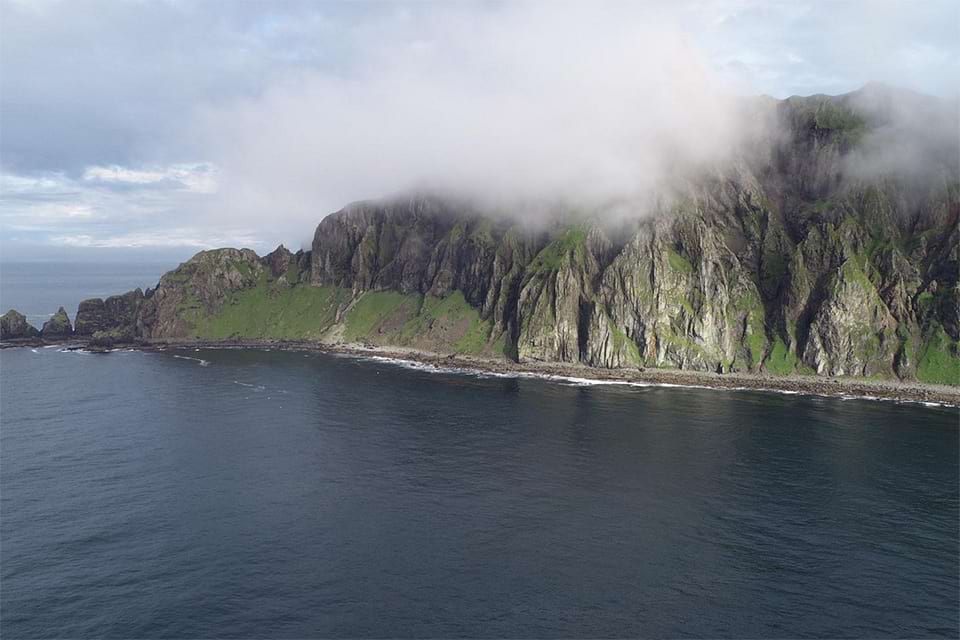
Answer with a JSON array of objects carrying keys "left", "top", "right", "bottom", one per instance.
[{"left": 1, "top": 346, "right": 957, "bottom": 638}]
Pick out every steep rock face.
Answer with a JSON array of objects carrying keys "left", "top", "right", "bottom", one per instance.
[
  {"left": 301, "top": 90, "right": 958, "bottom": 382},
  {"left": 303, "top": 180, "right": 957, "bottom": 380},
  {"left": 74, "top": 289, "right": 144, "bottom": 337},
  {"left": 0, "top": 310, "right": 40, "bottom": 340},
  {"left": 595, "top": 234, "right": 760, "bottom": 370},
  {"left": 311, "top": 197, "right": 458, "bottom": 293},
  {"left": 41, "top": 307, "right": 73, "bottom": 338},
  {"left": 310, "top": 195, "right": 545, "bottom": 341},
  {"left": 515, "top": 227, "right": 606, "bottom": 363},
  {"left": 801, "top": 260, "right": 898, "bottom": 376},
  {"left": 264, "top": 244, "right": 294, "bottom": 278}
]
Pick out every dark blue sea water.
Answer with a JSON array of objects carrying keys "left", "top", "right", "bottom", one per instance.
[
  {"left": 1, "top": 264, "right": 958, "bottom": 638},
  {"left": 0, "top": 261, "right": 170, "bottom": 326}
]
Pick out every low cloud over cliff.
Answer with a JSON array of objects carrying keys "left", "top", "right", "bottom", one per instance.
[
  {"left": 196, "top": 3, "right": 743, "bottom": 221},
  {"left": 1, "top": 0, "right": 957, "bottom": 255},
  {"left": 194, "top": 2, "right": 959, "bottom": 231}
]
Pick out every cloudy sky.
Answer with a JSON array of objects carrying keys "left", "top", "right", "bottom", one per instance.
[{"left": 1, "top": 0, "right": 957, "bottom": 262}]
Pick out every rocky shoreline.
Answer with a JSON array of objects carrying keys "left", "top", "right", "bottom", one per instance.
[{"left": 6, "top": 335, "right": 959, "bottom": 407}]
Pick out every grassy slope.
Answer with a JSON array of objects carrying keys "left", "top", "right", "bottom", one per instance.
[
  {"left": 190, "top": 272, "right": 506, "bottom": 357},
  {"left": 343, "top": 289, "right": 504, "bottom": 355},
  {"left": 193, "top": 275, "right": 349, "bottom": 340},
  {"left": 916, "top": 325, "right": 960, "bottom": 385}
]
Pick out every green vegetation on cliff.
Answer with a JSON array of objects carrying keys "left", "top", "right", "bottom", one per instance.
[
  {"left": 343, "top": 289, "right": 502, "bottom": 355},
  {"left": 177, "top": 265, "right": 506, "bottom": 357},
  {"left": 342, "top": 291, "right": 416, "bottom": 341},
  {"left": 194, "top": 276, "right": 349, "bottom": 340},
  {"left": 607, "top": 318, "right": 642, "bottom": 366},
  {"left": 916, "top": 326, "right": 960, "bottom": 385},
  {"left": 765, "top": 338, "right": 799, "bottom": 376},
  {"left": 667, "top": 249, "right": 694, "bottom": 274},
  {"left": 529, "top": 228, "right": 587, "bottom": 273}
]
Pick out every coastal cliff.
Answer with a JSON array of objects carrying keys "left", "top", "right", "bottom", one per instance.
[{"left": 4, "top": 88, "right": 958, "bottom": 385}]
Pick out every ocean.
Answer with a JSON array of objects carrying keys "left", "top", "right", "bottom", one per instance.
[
  {"left": 1, "top": 263, "right": 958, "bottom": 638},
  {"left": 0, "top": 261, "right": 172, "bottom": 326}
]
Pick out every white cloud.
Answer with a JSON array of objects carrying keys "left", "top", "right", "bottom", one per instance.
[
  {"left": 1, "top": 0, "right": 957, "bottom": 256},
  {"left": 196, "top": 3, "right": 746, "bottom": 224},
  {"left": 48, "top": 229, "right": 262, "bottom": 249},
  {"left": 0, "top": 165, "right": 240, "bottom": 252},
  {"left": 82, "top": 163, "right": 219, "bottom": 193}
]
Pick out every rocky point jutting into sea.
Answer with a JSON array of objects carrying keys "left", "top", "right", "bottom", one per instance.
[{"left": 2, "top": 87, "right": 958, "bottom": 395}]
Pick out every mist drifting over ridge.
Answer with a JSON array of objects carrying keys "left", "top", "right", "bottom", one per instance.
[
  {"left": 194, "top": 3, "right": 742, "bottom": 225},
  {"left": 191, "top": 2, "right": 958, "bottom": 236},
  {"left": 1, "top": 0, "right": 958, "bottom": 257}
]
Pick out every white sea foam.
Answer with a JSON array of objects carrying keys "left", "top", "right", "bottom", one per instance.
[
  {"left": 173, "top": 355, "right": 210, "bottom": 367},
  {"left": 233, "top": 380, "right": 266, "bottom": 391},
  {"left": 340, "top": 353, "right": 958, "bottom": 409}
]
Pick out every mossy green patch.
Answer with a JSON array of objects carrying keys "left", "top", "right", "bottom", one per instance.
[
  {"left": 608, "top": 317, "right": 642, "bottom": 365},
  {"left": 916, "top": 291, "right": 935, "bottom": 315},
  {"left": 667, "top": 249, "right": 693, "bottom": 274},
  {"left": 343, "top": 290, "right": 417, "bottom": 341},
  {"left": 454, "top": 320, "right": 491, "bottom": 354},
  {"left": 841, "top": 258, "right": 879, "bottom": 298},
  {"left": 811, "top": 101, "right": 867, "bottom": 145},
  {"left": 916, "top": 325, "right": 960, "bottom": 385},
  {"left": 746, "top": 328, "right": 765, "bottom": 369},
  {"left": 864, "top": 234, "right": 899, "bottom": 263},
  {"left": 730, "top": 290, "right": 767, "bottom": 369},
  {"left": 233, "top": 260, "right": 253, "bottom": 278},
  {"left": 528, "top": 228, "right": 587, "bottom": 273},
  {"left": 765, "top": 337, "right": 798, "bottom": 375}
]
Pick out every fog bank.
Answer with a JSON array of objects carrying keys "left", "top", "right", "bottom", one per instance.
[{"left": 195, "top": 3, "right": 745, "bottom": 228}]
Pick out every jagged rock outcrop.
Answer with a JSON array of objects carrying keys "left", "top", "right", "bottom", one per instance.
[
  {"left": 138, "top": 248, "right": 264, "bottom": 338},
  {"left": 41, "top": 307, "right": 73, "bottom": 338},
  {"left": 264, "top": 244, "right": 294, "bottom": 278},
  {"left": 74, "top": 289, "right": 144, "bottom": 339},
  {"left": 0, "top": 310, "right": 40, "bottom": 340}
]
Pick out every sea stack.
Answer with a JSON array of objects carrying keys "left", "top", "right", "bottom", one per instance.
[
  {"left": 41, "top": 307, "right": 73, "bottom": 338},
  {"left": 0, "top": 309, "right": 40, "bottom": 340}
]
